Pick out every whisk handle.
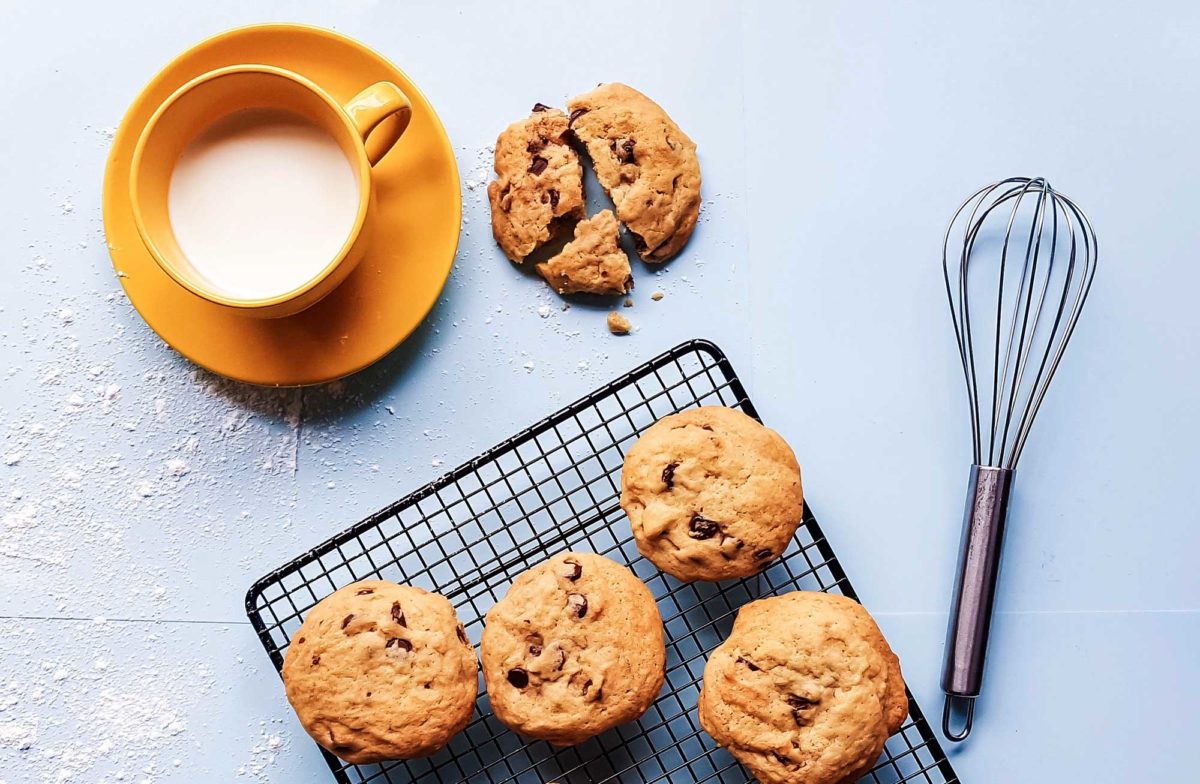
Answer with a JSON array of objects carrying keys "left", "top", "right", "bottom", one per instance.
[{"left": 940, "top": 464, "right": 1013, "bottom": 740}]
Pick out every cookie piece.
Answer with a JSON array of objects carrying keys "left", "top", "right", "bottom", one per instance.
[
  {"left": 481, "top": 552, "right": 665, "bottom": 745},
  {"left": 620, "top": 406, "right": 803, "bottom": 581},
  {"left": 488, "top": 105, "right": 586, "bottom": 262},
  {"left": 698, "top": 591, "right": 908, "bottom": 784},
  {"left": 536, "top": 209, "right": 632, "bottom": 296},
  {"left": 281, "top": 581, "right": 477, "bottom": 763},
  {"left": 567, "top": 83, "right": 701, "bottom": 262},
  {"left": 607, "top": 311, "right": 632, "bottom": 334}
]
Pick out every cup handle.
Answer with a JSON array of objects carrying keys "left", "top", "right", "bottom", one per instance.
[{"left": 344, "top": 81, "right": 412, "bottom": 166}]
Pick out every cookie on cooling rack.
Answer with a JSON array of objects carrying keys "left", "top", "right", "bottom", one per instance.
[
  {"left": 698, "top": 591, "right": 908, "bottom": 784},
  {"left": 481, "top": 551, "right": 665, "bottom": 745},
  {"left": 281, "top": 580, "right": 477, "bottom": 763},
  {"left": 619, "top": 406, "right": 803, "bottom": 581}
]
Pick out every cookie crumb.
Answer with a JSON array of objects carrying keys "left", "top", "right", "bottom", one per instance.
[
  {"left": 650, "top": 291, "right": 664, "bottom": 301},
  {"left": 623, "top": 298, "right": 634, "bottom": 308},
  {"left": 607, "top": 312, "right": 632, "bottom": 335}
]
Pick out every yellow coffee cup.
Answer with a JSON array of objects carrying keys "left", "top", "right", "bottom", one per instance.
[{"left": 130, "top": 64, "right": 411, "bottom": 318}]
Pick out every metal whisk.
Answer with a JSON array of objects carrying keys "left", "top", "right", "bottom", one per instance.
[{"left": 939, "top": 177, "right": 1097, "bottom": 741}]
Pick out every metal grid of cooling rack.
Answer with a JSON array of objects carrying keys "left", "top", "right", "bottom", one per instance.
[{"left": 246, "top": 339, "right": 960, "bottom": 784}]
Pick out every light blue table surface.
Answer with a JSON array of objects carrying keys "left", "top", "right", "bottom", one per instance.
[{"left": 2, "top": 1, "right": 1197, "bottom": 782}]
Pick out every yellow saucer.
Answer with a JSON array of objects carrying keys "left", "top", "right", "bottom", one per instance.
[{"left": 103, "top": 24, "right": 461, "bottom": 386}]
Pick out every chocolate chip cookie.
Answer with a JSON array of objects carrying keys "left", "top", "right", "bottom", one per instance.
[
  {"left": 620, "top": 406, "right": 803, "bottom": 581},
  {"left": 488, "top": 104, "right": 586, "bottom": 262},
  {"left": 698, "top": 591, "right": 908, "bottom": 784},
  {"left": 536, "top": 209, "right": 632, "bottom": 296},
  {"left": 481, "top": 552, "right": 665, "bottom": 745},
  {"left": 567, "top": 83, "right": 701, "bottom": 262},
  {"left": 281, "top": 580, "right": 477, "bottom": 763}
]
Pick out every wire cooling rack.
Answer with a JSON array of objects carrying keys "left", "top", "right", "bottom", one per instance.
[{"left": 246, "top": 339, "right": 960, "bottom": 784}]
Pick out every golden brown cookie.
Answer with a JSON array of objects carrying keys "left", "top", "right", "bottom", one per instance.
[
  {"left": 480, "top": 552, "right": 665, "bottom": 745},
  {"left": 620, "top": 406, "right": 803, "bottom": 581},
  {"left": 281, "top": 581, "right": 477, "bottom": 763},
  {"left": 698, "top": 591, "right": 908, "bottom": 784},
  {"left": 488, "top": 104, "right": 586, "bottom": 262},
  {"left": 567, "top": 83, "right": 701, "bottom": 262},
  {"left": 536, "top": 209, "right": 632, "bottom": 296}
]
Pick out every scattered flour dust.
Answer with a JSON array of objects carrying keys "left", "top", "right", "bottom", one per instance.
[
  {"left": 0, "top": 167, "right": 317, "bottom": 782},
  {"left": 461, "top": 143, "right": 493, "bottom": 194},
  {"left": 0, "top": 619, "right": 197, "bottom": 783},
  {"left": 0, "top": 616, "right": 294, "bottom": 783},
  {"left": 236, "top": 722, "right": 291, "bottom": 781}
]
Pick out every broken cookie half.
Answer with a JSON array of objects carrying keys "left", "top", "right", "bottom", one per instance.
[
  {"left": 536, "top": 210, "right": 633, "bottom": 297},
  {"left": 487, "top": 105, "right": 585, "bottom": 263},
  {"left": 567, "top": 83, "right": 701, "bottom": 263}
]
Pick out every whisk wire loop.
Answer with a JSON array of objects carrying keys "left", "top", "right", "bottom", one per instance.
[{"left": 942, "top": 177, "right": 1097, "bottom": 470}]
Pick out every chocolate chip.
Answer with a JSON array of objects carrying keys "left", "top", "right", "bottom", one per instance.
[
  {"left": 548, "top": 188, "right": 559, "bottom": 209},
  {"left": 561, "top": 558, "right": 582, "bottom": 581},
  {"left": 662, "top": 462, "right": 678, "bottom": 489},
  {"left": 556, "top": 649, "right": 567, "bottom": 670},
  {"left": 507, "top": 668, "right": 529, "bottom": 688},
  {"left": 456, "top": 624, "right": 470, "bottom": 645},
  {"left": 529, "top": 643, "right": 543, "bottom": 656},
  {"left": 356, "top": 588, "right": 374, "bottom": 595},
  {"left": 391, "top": 602, "right": 406, "bottom": 627},
  {"left": 736, "top": 656, "right": 759, "bottom": 671},
  {"left": 297, "top": 637, "right": 305, "bottom": 645},
  {"left": 526, "top": 138, "right": 545, "bottom": 154},
  {"left": 755, "top": 548, "right": 774, "bottom": 560},
  {"left": 568, "top": 108, "right": 588, "bottom": 126},
  {"left": 567, "top": 593, "right": 588, "bottom": 618},
  {"left": 632, "top": 233, "right": 648, "bottom": 254},
  {"left": 582, "top": 678, "right": 593, "bottom": 696},
  {"left": 616, "top": 139, "right": 636, "bottom": 164},
  {"left": 788, "top": 694, "right": 818, "bottom": 724},
  {"left": 341, "top": 614, "right": 354, "bottom": 629},
  {"left": 532, "top": 102, "right": 552, "bottom": 112},
  {"left": 311, "top": 655, "right": 320, "bottom": 666},
  {"left": 385, "top": 637, "right": 412, "bottom": 652},
  {"left": 529, "top": 156, "right": 548, "bottom": 175},
  {"left": 688, "top": 514, "right": 721, "bottom": 540}
]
